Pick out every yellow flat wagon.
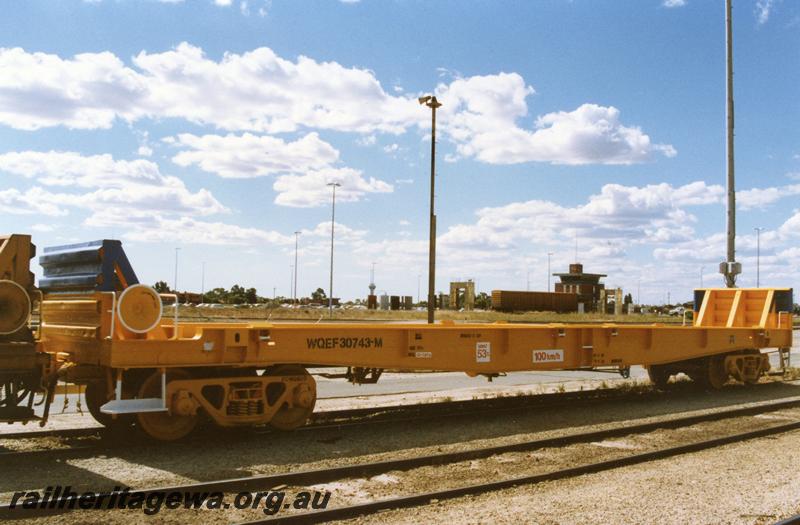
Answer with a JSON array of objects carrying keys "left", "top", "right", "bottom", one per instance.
[{"left": 0, "top": 235, "right": 794, "bottom": 440}]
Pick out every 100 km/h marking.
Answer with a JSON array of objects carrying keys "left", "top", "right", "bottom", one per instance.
[
  {"left": 533, "top": 349, "right": 564, "bottom": 363},
  {"left": 306, "top": 337, "right": 383, "bottom": 350}
]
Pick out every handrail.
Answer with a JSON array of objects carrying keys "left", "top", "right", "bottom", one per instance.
[
  {"left": 682, "top": 310, "right": 691, "bottom": 327},
  {"left": 159, "top": 293, "right": 179, "bottom": 339},
  {"left": 32, "top": 289, "right": 43, "bottom": 340},
  {"left": 100, "top": 291, "right": 117, "bottom": 339}
]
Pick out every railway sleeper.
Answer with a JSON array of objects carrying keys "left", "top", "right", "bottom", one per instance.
[{"left": 647, "top": 350, "right": 770, "bottom": 390}]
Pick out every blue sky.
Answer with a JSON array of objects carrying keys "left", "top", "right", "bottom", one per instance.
[{"left": 0, "top": 0, "right": 798, "bottom": 304}]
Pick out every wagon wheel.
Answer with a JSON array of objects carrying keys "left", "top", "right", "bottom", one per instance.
[
  {"left": 84, "top": 381, "right": 135, "bottom": 430},
  {"left": 136, "top": 369, "right": 199, "bottom": 441},
  {"left": 263, "top": 365, "right": 316, "bottom": 431},
  {"left": 647, "top": 365, "right": 670, "bottom": 389},
  {"left": 706, "top": 356, "right": 729, "bottom": 390},
  {"left": 741, "top": 350, "right": 764, "bottom": 385}
]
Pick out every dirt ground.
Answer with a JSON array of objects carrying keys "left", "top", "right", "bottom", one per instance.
[
  {"left": 3, "top": 380, "right": 800, "bottom": 524},
  {"left": 347, "top": 428, "right": 800, "bottom": 525}
]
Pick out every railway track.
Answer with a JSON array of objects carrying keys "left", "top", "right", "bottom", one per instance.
[
  {"left": 8, "top": 374, "right": 800, "bottom": 443},
  {"left": 0, "top": 382, "right": 673, "bottom": 460},
  {"left": 0, "top": 383, "right": 632, "bottom": 441},
  {"left": 243, "top": 418, "right": 800, "bottom": 525},
  {"left": 2, "top": 379, "right": 799, "bottom": 462},
  {"left": 2, "top": 396, "right": 799, "bottom": 521}
]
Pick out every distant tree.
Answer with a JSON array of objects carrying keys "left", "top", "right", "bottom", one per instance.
[
  {"left": 204, "top": 287, "right": 228, "bottom": 304},
  {"left": 227, "top": 284, "right": 246, "bottom": 304},
  {"left": 245, "top": 287, "right": 258, "bottom": 304},
  {"left": 153, "top": 281, "right": 170, "bottom": 293},
  {"left": 624, "top": 293, "right": 633, "bottom": 305},
  {"left": 311, "top": 288, "right": 327, "bottom": 302},
  {"left": 474, "top": 292, "right": 491, "bottom": 309}
]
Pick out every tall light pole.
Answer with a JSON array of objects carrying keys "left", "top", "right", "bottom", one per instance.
[
  {"left": 417, "top": 273, "right": 421, "bottom": 304},
  {"left": 419, "top": 95, "right": 442, "bottom": 324},
  {"left": 547, "top": 252, "right": 553, "bottom": 292},
  {"left": 289, "top": 264, "right": 294, "bottom": 304},
  {"left": 173, "top": 247, "right": 180, "bottom": 293},
  {"left": 200, "top": 261, "right": 206, "bottom": 304},
  {"left": 720, "top": 0, "right": 740, "bottom": 288},
  {"left": 293, "top": 231, "right": 301, "bottom": 304},
  {"left": 369, "top": 262, "right": 376, "bottom": 299},
  {"left": 637, "top": 279, "right": 641, "bottom": 305},
  {"left": 700, "top": 266, "right": 705, "bottom": 288},
  {"left": 754, "top": 227, "right": 764, "bottom": 287},
  {"left": 327, "top": 182, "right": 341, "bottom": 318},
  {"left": 526, "top": 270, "right": 530, "bottom": 292}
]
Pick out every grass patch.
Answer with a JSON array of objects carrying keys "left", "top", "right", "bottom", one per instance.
[
  {"left": 782, "top": 367, "right": 800, "bottom": 381},
  {"left": 177, "top": 305, "right": 681, "bottom": 325}
]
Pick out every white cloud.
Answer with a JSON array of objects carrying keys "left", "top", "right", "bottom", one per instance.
[
  {"left": 350, "top": 182, "right": 800, "bottom": 294},
  {"left": 436, "top": 74, "right": 676, "bottom": 165},
  {"left": 137, "top": 145, "right": 153, "bottom": 157},
  {"left": 738, "top": 184, "right": 800, "bottom": 210},
  {"left": 122, "top": 216, "right": 291, "bottom": 245},
  {"left": 30, "top": 223, "right": 55, "bottom": 232},
  {"left": 0, "top": 151, "right": 226, "bottom": 227},
  {"left": 672, "top": 180, "right": 725, "bottom": 205},
  {"left": 171, "top": 132, "right": 340, "bottom": 178},
  {"left": 214, "top": 0, "right": 232, "bottom": 5},
  {"left": 353, "top": 238, "right": 428, "bottom": 272},
  {"left": 778, "top": 210, "right": 800, "bottom": 238},
  {"left": 0, "top": 187, "right": 69, "bottom": 216},
  {"left": 0, "top": 151, "right": 300, "bottom": 245},
  {"left": 0, "top": 151, "right": 157, "bottom": 186},
  {"left": 0, "top": 45, "right": 673, "bottom": 168},
  {"left": 437, "top": 181, "right": 722, "bottom": 253},
  {"left": 0, "top": 44, "right": 418, "bottom": 133},
  {"left": 304, "top": 221, "right": 367, "bottom": 243},
  {"left": 273, "top": 167, "right": 393, "bottom": 207},
  {"left": 168, "top": 131, "right": 393, "bottom": 206},
  {"left": 756, "top": 0, "right": 776, "bottom": 25},
  {"left": 0, "top": 48, "right": 146, "bottom": 130},
  {"left": 356, "top": 135, "right": 376, "bottom": 146},
  {"left": 132, "top": 43, "right": 417, "bottom": 134},
  {"left": 663, "top": 0, "right": 686, "bottom": 7}
]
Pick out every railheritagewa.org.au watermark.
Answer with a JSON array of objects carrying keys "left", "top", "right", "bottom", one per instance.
[{"left": 7, "top": 486, "right": 331, "bottom": 515}]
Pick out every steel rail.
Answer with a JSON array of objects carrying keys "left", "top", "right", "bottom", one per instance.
[
  {"left": 2, "top": 397, "right": 798, "bottom": 519},
  {"left": 242, "top": 420, "right": 800, "bottom": 524},
  {"left": 0, "top": 385, "right": 654, "bottom": 461},
  {"left": 0, "top": 382, "right": 668, "bottom": 442},
  {"left": 5, "top": 377, "right": 796, "bottom": 443}
]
